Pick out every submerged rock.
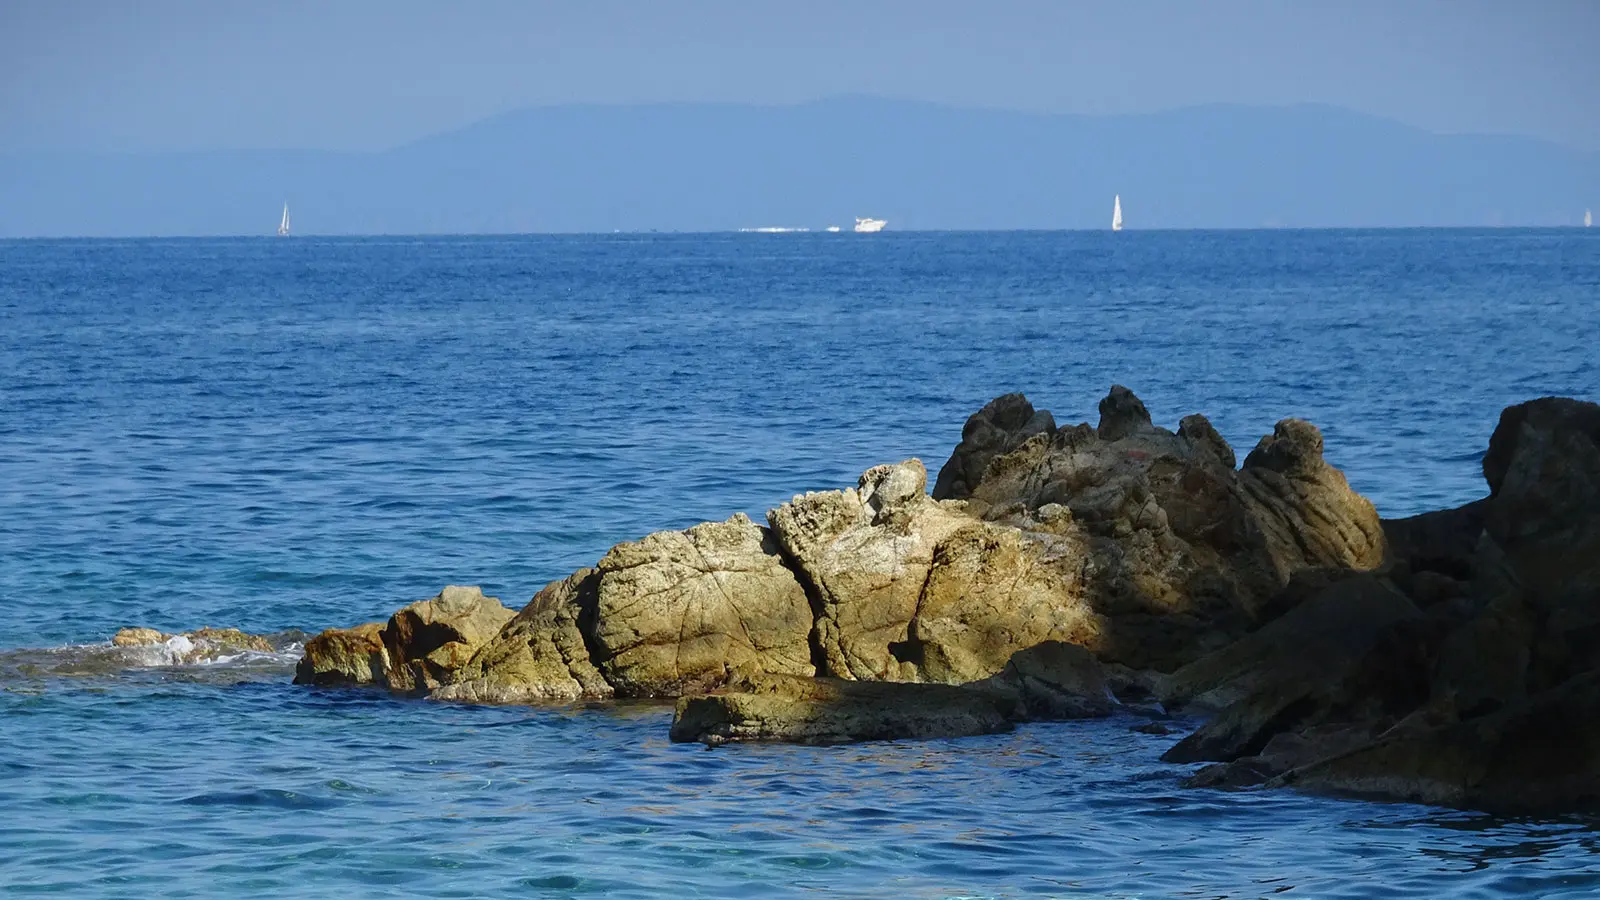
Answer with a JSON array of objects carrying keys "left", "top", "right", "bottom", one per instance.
[{"left": 112, "top": 627, "right": 169, "bottom": 647}]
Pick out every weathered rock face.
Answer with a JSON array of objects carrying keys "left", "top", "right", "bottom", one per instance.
[
  {"left": 432, "top": 570, "right": 613, "bottom": 704},
  {"left": 769, "top": 460, "right": 974, "bottom": 682},
  {"left": 932, "top": 393, "right": 1056, "bottom": 501},
  {"left": 1235, "top": 418, "right": 1387, "bottom": 587},
  {"left": 294, "top": 622, "right": 387, "bottom": 686},
  {"left": 935, "top": 388, "right": 1385, "bottom": 671},
  {"left": 381, "top": 586, "right": 516, "bottom": 694},
  {"left": 1163, "top": 396, "right": 1600, "bottom": 815},
  {"left": 770, "top": 459, "right": 1103, "bottom": 684},
  {"left": 669, "top": 673, "right": 1015, "bottom": 746},
  {"left": 588, "top": 513, "right": 815, "bottom": 696},
  {"left": 910, "top": 523, "right": 1102, "bottom": 684}
]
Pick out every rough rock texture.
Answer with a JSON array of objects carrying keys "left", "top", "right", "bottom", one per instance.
[
  {"left": 1166, "top": 396, "right": 1600, "bottom": 815},
  {"left": 669, "top": 641, "right": 1114, "bottom": 745},
  {"left": 769, "top": 460, "right": 975, "bottom": 682},
  {"left": 669, "top": 673, "right": 1015, "bottom": 746},
  {"left": 937, "top": 388, "right": 1385, "bottom": 671},
  {"left": 770, "top": 459, "right": 1102, "bottom": 684},
  {"left": 932, "top": 393, "right": 1057, "bottom": 501},
  {"left": 432, "top": 570, "right": 613, "bottom": 704},
  {"left": 1235, "top": 419, "right": 1387, "bottom": 588},
  {"left": 381, "top": 586, "right": 516, "bottom": 694},
  {"left": 910, "top": 522, "right": 1101, "bottom": 684},
  {"left": 294, "top": 622, "right": 387, "bottom": 686},
  {"left": 587, "top": 514, "right": 815, "bottom": 696},
  {"left": 969, "top": 639, "right": 1116, "bottom": 720},
  {"left": 112, "top": 627, "right": 169, "bottom": 647}
]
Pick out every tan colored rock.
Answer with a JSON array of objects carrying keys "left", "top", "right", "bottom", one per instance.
[
  {"left": 911, "top": 522, "right": 1102, "bottom": 684},
  {"left": 293, "top": 622, "right": 387, "bottom": 686},
  {"left": 433, "top": 570, "right": 613, "bottom": 704},
  {"left": 590, "top": 513, "right": 815, "bottom": 696},
  {"left": 112, "top": 627, "right": 169, "bottom": 647},
  {"left": 381, "top": 585, "right": 516, "bottom": 694},
  {"left": 669, "top": 673, "right": 1014, "bottom": 746},
  {"left": 768, "top": 460, "right": 972, "bottom": 681},
  {"left": 184, "top": 627, "right": 274, "bottom": 660},
  {"left": 1235, "top": 418, "right": 1387, "bottom": 588}
]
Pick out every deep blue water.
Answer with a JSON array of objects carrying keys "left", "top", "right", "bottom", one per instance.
[{"left": 2, "top": 230, "right": 1598, "bottom": 897}]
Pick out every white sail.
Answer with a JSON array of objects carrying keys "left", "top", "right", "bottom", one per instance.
[
  {"left": 1112, "top": 195, "right": 1123, "bottom": 232},
  {"left": 1587, "top": 209, "right": 1593, "bottom": 228},
  {"left": 277, "top": 203, "right": 290, "bottom": 236}
]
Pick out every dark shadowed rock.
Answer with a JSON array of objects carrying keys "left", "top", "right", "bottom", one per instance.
[
  {"left": 589, "top": 513, "right": 816, "bottom": 696},
  {"left": 1097, "top": 384, "right": 1153, "bottom": 441},
  {"left": 1278, "top": 670, "right": 1600, "bottom": 814},
  {"left": 1160, "top": 574, "right": 1420, "bottom": 762},
  {"left": 932, "top": 393, "right": 1056, "bottom": 500},
  {"left": 669, "top": 673, "right": 1014, "bottom": 745}
]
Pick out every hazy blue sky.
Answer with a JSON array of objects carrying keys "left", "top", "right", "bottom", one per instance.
[{"left": 3, "top": 0, "right": 1598, "bottom": 153}]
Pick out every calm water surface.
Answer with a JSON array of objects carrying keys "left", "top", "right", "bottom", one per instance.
[{"left": 2, "top": 231, "right": 1597, "bottom": 897}]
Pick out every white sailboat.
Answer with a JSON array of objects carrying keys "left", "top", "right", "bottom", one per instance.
[
  {"left": 277, "top": 203, "right": 291, "bottom": 236},
  {"left": 1587, "top": 209, "right": 1593, "bottom": 228},
  {"left": 1112, "top": 195, "right": 1123, "bottom": 232}
]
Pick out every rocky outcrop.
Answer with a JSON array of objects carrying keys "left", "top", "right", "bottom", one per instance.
[
  {"left": 588, "top": 513, "right": 815, "bottom": 696},
  {"left": 938, "top": 388, "right": 1385, "bottom": 670},
  {"left": 768, "top": 460, "right": 976, "bottom": 682},
  {"left": 769, "top": 459, "right": 1102, "bottom": 684},
  {"left": 380, "top": 586, "right": 516, "bottom": 694},
  {"left": 932, "top": 393, "right": 1056, "bottom": 501},
  {"left": 669, "top": 640, "right": 1114, "bottom": 745},
  {"left": 293, "top": 586, "right": 512, "bottom": 691},
  {"left": 295, "top": 622, "right": 387, "bottom": 686},
  {"left": 431, "top": 570, "right": 613, "bottom": 704},
  {"left": 1163, "top": 396, "right": 1600, "bottom": 815}
]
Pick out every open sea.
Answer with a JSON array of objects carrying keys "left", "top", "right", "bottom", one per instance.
[{"left": 2, "top": 230, "right": 1598, "bottom": 898}]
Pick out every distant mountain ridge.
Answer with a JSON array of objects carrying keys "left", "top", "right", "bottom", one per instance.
[{"left": 2, "top": 96, "right": 1596, "bottom": 236}]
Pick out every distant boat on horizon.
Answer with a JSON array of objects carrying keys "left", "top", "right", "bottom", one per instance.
[
  {"left": 854, "top": 217, "right": 887, "bottom": 233},
  {"left": 825, "top": 225, "right": 841, "bottom": 232},
  {"left": 1587, "top": 208, "right": 1593, "bottom": 228},
  {"left": 1112, "top": 195, "right": 1123, "bottom": 232},
  {"left": 277, "top": 203, "right": 291, "bottom": 236}
]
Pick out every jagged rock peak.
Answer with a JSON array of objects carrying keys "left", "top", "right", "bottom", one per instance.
[
  {"left": 1242, "top": 418, "right": 1325, "bottom": 476},
  {"left": 932, "top": 393, "right": 1056, "bottom": 500},
  {"left": 1097, "top": 384, "right": 1153, "bottom": 441}
]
